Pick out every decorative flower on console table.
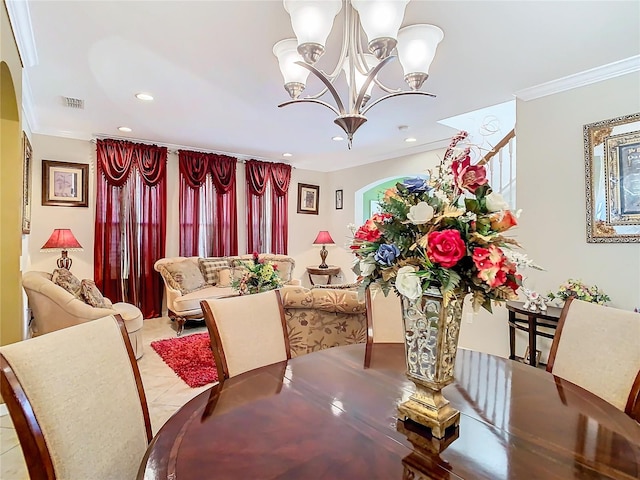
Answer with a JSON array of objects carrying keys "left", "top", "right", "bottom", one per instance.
[
  {"left": 349, "top": 131, "right": 540, "bottom": 312},
  {"left": 232, "top": 252, "right": 284, "bottom": 295},
  {"left": 547, "top": 279, "right": 611, "bottom": 305}
]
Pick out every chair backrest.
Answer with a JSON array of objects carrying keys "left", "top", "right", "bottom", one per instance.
[
  {"left": 201, "top": 289, "right": 290, "bottom": 379},
  {"left": 364, "top": 286, "right": 405, "bottom": 367},
  {"left": 547, "top": 297, "right": 640, "bottom": 420},
  {"left": 0, "top": 315, "right": 152, "bottom": 479}
]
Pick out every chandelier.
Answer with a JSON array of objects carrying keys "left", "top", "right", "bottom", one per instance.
[{"left": 273, "top": 0, "right": 444, "bottom": 148}]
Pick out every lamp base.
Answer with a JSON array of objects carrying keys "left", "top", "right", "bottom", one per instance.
[
  {"left": 318, "top": 245, "right": 328, "bottom": 269},
  {"left": 57, "top": 250, "right": 72, "bottom": 270}
]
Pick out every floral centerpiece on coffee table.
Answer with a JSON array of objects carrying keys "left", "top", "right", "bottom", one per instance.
[
  {"left": 232, "top": 252, "right": 284, "bottom": 295},
  {"left": 350, "top": 131, "right": 538, "bottom": 312},
  {"left": 547, "top": 279, "right": 610, "bottom": 305}
]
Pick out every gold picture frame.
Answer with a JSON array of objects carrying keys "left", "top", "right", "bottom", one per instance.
[
  {"left": 41, "top": 160, "right": 89, "bottom": 207},
  {"left": 297, "top": 183, "right": 319, "bottom": 215},
  {"left": 22, "top": 133, "right": 32, "bottom": 234},
  {"left": 584, "top": 112, "right": 640, "bottom": 242}
]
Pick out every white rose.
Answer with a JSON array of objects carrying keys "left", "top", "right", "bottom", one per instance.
[
  {"left": 485, "top": 192, "right": 510, "bottom": 212},
  {"left": 359, "top": 259, "right": 376, "bottom": 277},
  {"left": 395, "top": 266, "right": 422, "bottom": 300},
  {"left": 407, "top": 202, "right": 434, "bottom": 225}
]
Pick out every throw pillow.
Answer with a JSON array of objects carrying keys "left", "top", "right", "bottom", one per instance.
[
  {"left": 163, "top": 260, "right": 207, "bottom": 294},
  {"left": 80, "top": 279, "right": 109, "bottom": 308},
  {"left": 52, "top": 268, "right": 82, "bottom": 298},
  {"left": 216, "top": 267, "right": 232, "bottom": 287},
  {"left": 198, "top": 258, "right": 231, "bottom": 285}
]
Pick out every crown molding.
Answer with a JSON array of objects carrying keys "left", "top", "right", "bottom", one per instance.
[
  {"left": 5, "top": 0, "right": 38, "bottom": 67},
  {"left": 21, "top": 71, "right": 37, "bottom": 133},
  {"left": 514, "top": 55, "right": 640, "bottom": 101}
]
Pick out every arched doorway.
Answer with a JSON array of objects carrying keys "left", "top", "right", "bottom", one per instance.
[
  {"left": 1, "top": 60, "right": 24, "bottom": 345},
  {"left": 354, "top": 174, "right": 429, "bottom": 224}
]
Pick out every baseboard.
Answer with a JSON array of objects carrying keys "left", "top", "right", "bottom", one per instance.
[{"left": 0, "top": 403, "right": 8, "bottom": 417}]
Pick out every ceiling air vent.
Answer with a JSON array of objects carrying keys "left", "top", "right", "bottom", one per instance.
[{"left": 62, "top": 96, "right": 84, "bottom": 109}]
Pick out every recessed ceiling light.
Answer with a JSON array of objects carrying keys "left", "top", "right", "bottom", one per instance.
[
  {"left": 135, "top": 93, "right": 154, "bottom": 101},
  {"left": 118, "top": 126, "right": 132, "bottom": 132},
  {"left": 332, "top": 136, "right": 344, "bottom": 141},
  {"left": 405, "top": 137, "right": 417, "bottom": 143},
  {"left": 282, "top": 153, "right": 292, "bottom": 157}
]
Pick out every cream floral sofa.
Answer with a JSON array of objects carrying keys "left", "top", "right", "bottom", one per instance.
[
  {"left": 280, "top": 285, "right": 367, "bottom": 357},
  {"left": 154, "top": 254, "right": 297, "bottom": 335}
]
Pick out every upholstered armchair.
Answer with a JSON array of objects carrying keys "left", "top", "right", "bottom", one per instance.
[
  {"left": 280, "top": 285, "right": 367, "bottom": 357},
  {"left": 22, "top": 271, "right": 144, "bottom": 359}
]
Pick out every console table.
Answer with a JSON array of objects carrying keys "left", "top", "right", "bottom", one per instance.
[
  {"left": 306, "top": 265, "right": 340, "bottom": 286},
  {"left": 506, "top": 300, "right": 563, "bottom": 367}
]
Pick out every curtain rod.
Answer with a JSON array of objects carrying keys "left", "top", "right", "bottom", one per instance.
[{"left": 91, "top": 134, "right": 290, "bottom": 165}]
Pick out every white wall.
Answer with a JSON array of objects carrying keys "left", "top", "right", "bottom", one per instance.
[
  {"left": 26, "top": 71, "right": 639, "bottom": 359},
  {"left": 28, "top": 135, "right": 95, "bottom": 280},
  {"left": 458, "top": 72, "right": 640, "bottom": 359},
  {"left": 26, "top": 136, "right": 330, "bottom": 285},
  {"left": 517, "top": 72, "right": 640, "bottom": 312}
]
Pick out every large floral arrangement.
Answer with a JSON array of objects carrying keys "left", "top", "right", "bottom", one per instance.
[
  {"left": 350, "top": 131, "right": 537, "bottom": 312},
  {"left": 231, "top": 252, "right": 284, "bottom": 295},
  {"left": 547, "top": 279, "right": 610, "bottom": 305}
]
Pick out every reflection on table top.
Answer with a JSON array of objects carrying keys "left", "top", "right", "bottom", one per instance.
[{"left": 139, "top": 344, "right": 640, "bottom": 480}]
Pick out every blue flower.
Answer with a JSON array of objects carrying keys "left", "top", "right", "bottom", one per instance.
[
  {"left": 403, "top": 177, "right": 430, "bottom": 193},
  {"left": 374, "top": 244, "right": 400, "bottom": 266}
]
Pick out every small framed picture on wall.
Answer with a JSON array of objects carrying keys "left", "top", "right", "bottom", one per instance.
[
  {"left": 42, "top": 160, "right": 89, "bottom": 207},
  {"left": 335, "top": 189, "right": 343, "bottom": 210},
  {"left": 297, "top": 183, "right": 319, "bottom": 215}
]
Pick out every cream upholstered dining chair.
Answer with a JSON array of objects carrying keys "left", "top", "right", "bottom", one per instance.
[
  {"left": 364, "top": 285, "right": 405, "bottom": 367},
  {"left": 0, "top": 315, "right": 152, "bottom": 479},
  {"left": 201, "top": 289, "right": 291, "bottom": 380},
  {"left": 546, "top": 297, "right": 640, "bottom": 421}
]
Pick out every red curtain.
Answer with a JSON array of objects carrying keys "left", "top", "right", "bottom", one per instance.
[
  {"left": 179, "top": 151, "right": 237, "bottom": 257},
  {"left": 245, "top": 160, "right": 270, "bottom": 253},
  {"left": 95, "top": 139, "right": 167, "bottom": 319},
  {"left": 245, "top": 160, "right": 291, "bottom": 254},
  {"left": 270, "top": 163, "right": 292, "bottom": 254}
]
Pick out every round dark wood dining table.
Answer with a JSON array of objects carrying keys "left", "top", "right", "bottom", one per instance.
[{"left": 138, "top": 344, "right": 640, "bottom": 480}]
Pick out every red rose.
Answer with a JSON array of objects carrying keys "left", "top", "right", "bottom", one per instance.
[
  {"left": 426, "top": 230, "right": 466, "bottom": 268},
  {"left": 451, "top": 155, "right": 488, "bottom": 193},
  {"left": 354, "top": 219, "right": 381, "bottom": 242}
]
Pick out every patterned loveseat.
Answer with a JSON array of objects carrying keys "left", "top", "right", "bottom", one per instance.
[
  {"left": 155, "top": 254, "right": 297, "bottom": 335},
  {"left": 280, "top": 285, "right": 367, "bottom": 357}
]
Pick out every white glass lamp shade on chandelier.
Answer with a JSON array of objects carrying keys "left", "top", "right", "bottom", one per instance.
[{"left": 272, "top": 0, "right": 444, "bottom": 147}]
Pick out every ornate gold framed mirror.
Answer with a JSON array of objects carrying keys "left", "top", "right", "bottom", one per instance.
[{"left": 584, "top": 112, "right": 640, "bottom": 243}]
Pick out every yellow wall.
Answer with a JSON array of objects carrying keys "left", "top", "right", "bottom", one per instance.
[{"left": 1, "top": 1, "right": 23, "bottom": 347}]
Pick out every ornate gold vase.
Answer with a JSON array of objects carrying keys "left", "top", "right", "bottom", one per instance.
[{"left": 397, "top": 288, "right": 466, "bottom": 439}]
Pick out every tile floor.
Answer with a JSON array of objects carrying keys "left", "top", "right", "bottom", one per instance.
[{"left": 0, "top": 317, "right": 211, "bottom": 480}]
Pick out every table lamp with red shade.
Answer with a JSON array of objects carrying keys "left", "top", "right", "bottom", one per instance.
[
  {"left": 41, "top": 228, "right": 83, "bottom": 270},
  {"left": 312, "top": 230, "right": 335, "bottom": 269}
]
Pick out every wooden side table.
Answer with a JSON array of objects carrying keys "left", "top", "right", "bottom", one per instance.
[
  {"left": 306, "top": 265, "right": 340, "bottom": 286},
  {"left": 506, "top": 301, "right": 562, "bottom": 367}
]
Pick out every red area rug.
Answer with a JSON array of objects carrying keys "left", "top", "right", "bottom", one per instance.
[{"left": 151, "top": 333, "right": 218, "bottom": 388}]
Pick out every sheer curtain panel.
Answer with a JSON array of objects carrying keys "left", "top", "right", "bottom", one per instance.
[
  {"left": 178, "top": 151, "right": 238, "bottom": 257},
  {"left": 95, "top": 139, "right": 167, "bottom": 318}
]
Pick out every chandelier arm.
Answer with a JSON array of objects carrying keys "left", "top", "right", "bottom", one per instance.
[
  {"left": 277, "top": 98, "right": 341, "bottom": 117},
  {"left": 354, "top": 55, "right": 395, "bottom": 112},
  {"left": 360, "top": 90, "right": 436, "bottom": 116},
  {"left": 295, "top": 61, "right": 346, "bottom": 114}
]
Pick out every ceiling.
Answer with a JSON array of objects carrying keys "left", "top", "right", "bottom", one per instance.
[{"left": 9, "top": 1, "right": 640, "bottom": 172}]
